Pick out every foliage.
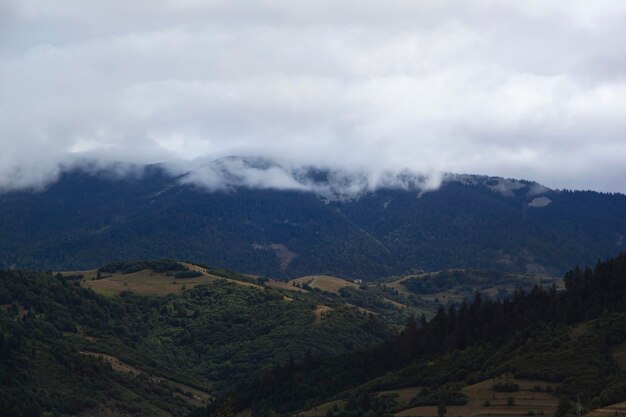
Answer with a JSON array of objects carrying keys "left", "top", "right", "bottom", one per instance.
[
  {"left": 492, "top": 381, "right": 520, "bottom": 392},
  {"left": 0, "top": 268, "right": 394, "bottom": 416},
  {"left": 5, "top": 251, "right": 626, "bottom": 416},
  {"left": 174, "top": 270, "right": 203, "bottom": 278},
  {"left": 99, "top": 259, "right": 186, "bottom": 274},
  {"left": 402, "top": 269, "right": 549, "bottom": 296},
  {"left": 224, "top": 251, "right": 626, "bottom": 415}
]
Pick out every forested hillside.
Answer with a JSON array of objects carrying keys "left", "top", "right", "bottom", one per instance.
[
  {"left": 3, "top": 253, "right": 626, "bottom": 417},
  {"left": 1, "top": 161, "right": 626, "bottom": 278},
  {"left": 0, "top": 264, "right": 397, "bottom": 417},
  {"left": 221, "top": 252, "right": 626, "bottom": 416}
]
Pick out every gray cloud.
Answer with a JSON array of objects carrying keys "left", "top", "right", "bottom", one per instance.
[
  {"left": 2, "top": 1, "right": 626, "bottom": 192},
  {"left": 168, "top": 156, "right": 443, "bottom": 200}
]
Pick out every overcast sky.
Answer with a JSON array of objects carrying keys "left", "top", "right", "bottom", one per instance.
[{"left": 2, "top": 1, "right": 626, "bottom": 192}]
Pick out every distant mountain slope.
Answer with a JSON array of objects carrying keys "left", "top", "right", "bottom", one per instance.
[{"left": 1, "top": 159, "right": 626, "bottom": 278}]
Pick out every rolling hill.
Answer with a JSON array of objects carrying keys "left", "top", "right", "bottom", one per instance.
[
  {"left": 0, "top": 261, "right": 401, "bottom": 417},
  {"left": 3, "top": 252, "right": 626, "bottom": 417},
  {"left": 226, "top": 251, "right": 626, "bottom": 417}
]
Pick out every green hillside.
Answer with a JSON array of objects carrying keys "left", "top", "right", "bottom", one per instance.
[
  {"left": 221, "top": 252, "right": 626, "bottom": 417},
  {"left": 0, "top": 264, "right": 398, "bottom": 417},
  {"left": 3, "top": 253, "right": 626, "bottom": 417}
]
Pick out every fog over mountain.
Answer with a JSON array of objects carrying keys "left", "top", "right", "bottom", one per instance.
[
  {"left": 163, "top": 156, "right": 444, "bottom": 198},
  {"left": 3, "top": 1, "right": 626, "bottom": 192}
]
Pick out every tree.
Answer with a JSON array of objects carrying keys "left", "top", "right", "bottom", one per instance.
[
  {"left": 212, "top": 396, "right": 234, "bottom": 417},
  {"left": 438, "top": 402, "right": 447, "bottom": 417},
  {"left": 556, "top": 396, "right": 572, "bottom": 417}
]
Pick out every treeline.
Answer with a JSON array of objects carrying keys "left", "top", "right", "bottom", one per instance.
[
  {"left": 401, "top": 269, "right": 550, "bottom": 295},
  {"left": 99, "top": 259, "right": 186, "bottom": 274},
  {"left": 222, "top": 252, "right": 626, "bottom": 415}
]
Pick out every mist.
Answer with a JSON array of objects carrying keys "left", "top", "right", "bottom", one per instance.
[{"left": 2, "top": 1, "right": 626, "bottom": 193}]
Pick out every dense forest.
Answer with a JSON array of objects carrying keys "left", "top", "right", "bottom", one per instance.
[
  {"left": 1, "top": 162, "right": 626, "bottom": 278},
  {"left": 218, "top": 252, "right": 626, "bottom": 416}
]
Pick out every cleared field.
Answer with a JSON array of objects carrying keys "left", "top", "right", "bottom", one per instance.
[
  {"left": 393, "top": 378, "right": 558, "bottom": 417},
  {"left": 379, "top": 386, "right": 424, "bottom": 403},
  {"left": 585, "top": 402, "right": 626, "bottom": 417},
  {"left": 291, "top": 275, "right": 359, "bottom": 294},
  {"left": 80, "top": 269, "right": 219, "bottom": 296},
  {"left": 313, "top": 304, "right": 333, "bottom": 323},
  {"left": 182, "top": 263, "right": 264, "bottom": 289},
  {"left": 59, "top": 269, "right": 99, "bottom": 279},
  {"left": 344, "top": 303, "right": 377, "bottom": 316},
  {"left": 268, "top": 276, "right": 407, "bottom": 315},
  {"left": 78, "top": 263, "right": 262, "bottom": 297},
  {"left": 384, "top": 297, "right": 408, "bottom": 310},
  {"left": 81, "top": 351, "right": 142, "bottom": 374},
  {"left": 386, "top": 275, "right": 419, "bottom": 297}
]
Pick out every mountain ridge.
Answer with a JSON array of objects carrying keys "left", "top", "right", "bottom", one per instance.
[{"left": 1, "top": 158, "right": 625, "bottom": 278}]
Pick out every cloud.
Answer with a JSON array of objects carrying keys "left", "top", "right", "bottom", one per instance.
[
  {"left": 165, "top": 156, "right": 443, "bottom": 200},
  {"left": 2, "top": 1, "right": 626, "bottom": 192}
]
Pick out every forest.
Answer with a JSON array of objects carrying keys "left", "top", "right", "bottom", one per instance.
[
  {"left": 2, "top": 166, "right": 626, "bottom": 278},
  {"left": 0, "top": 265, "right": 398, "bottom": 417},
  {"left": 220, "top": 252, "right": 626, "bottom": 416},
  {"left": 2, "top": 252, "right": 626, "bottom": 416}
]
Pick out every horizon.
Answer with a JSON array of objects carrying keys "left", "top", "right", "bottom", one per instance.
[{"left": 3, "top": 155, "right": 625, "bottom": 196}]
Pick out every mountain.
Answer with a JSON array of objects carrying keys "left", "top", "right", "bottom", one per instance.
[{"left": 1, "top": 157, "right": 626, "bottom": 278}]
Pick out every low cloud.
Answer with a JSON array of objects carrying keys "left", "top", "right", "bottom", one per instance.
[
  {"left": 165, "top": 157, "right": 442, "bottom": 199},
  {"left": 2, "top": 1, "right": 626, "bottom": 192}
]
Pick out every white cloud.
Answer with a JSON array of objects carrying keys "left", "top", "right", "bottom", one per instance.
[{"left": 2, "top": 0, "right": 626, "bottom": 192}]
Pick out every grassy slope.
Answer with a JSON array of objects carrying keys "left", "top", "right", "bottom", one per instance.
[{"left": 393, "top": 379, "right": 558, "bottom": 417}]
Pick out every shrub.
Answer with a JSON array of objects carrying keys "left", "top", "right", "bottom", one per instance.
[
  {"left": 493, "top": 382, "right": 520, "bottom": 392},
  {"left": 174, "top": 271, "right": 203, "bottom": 279}
]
